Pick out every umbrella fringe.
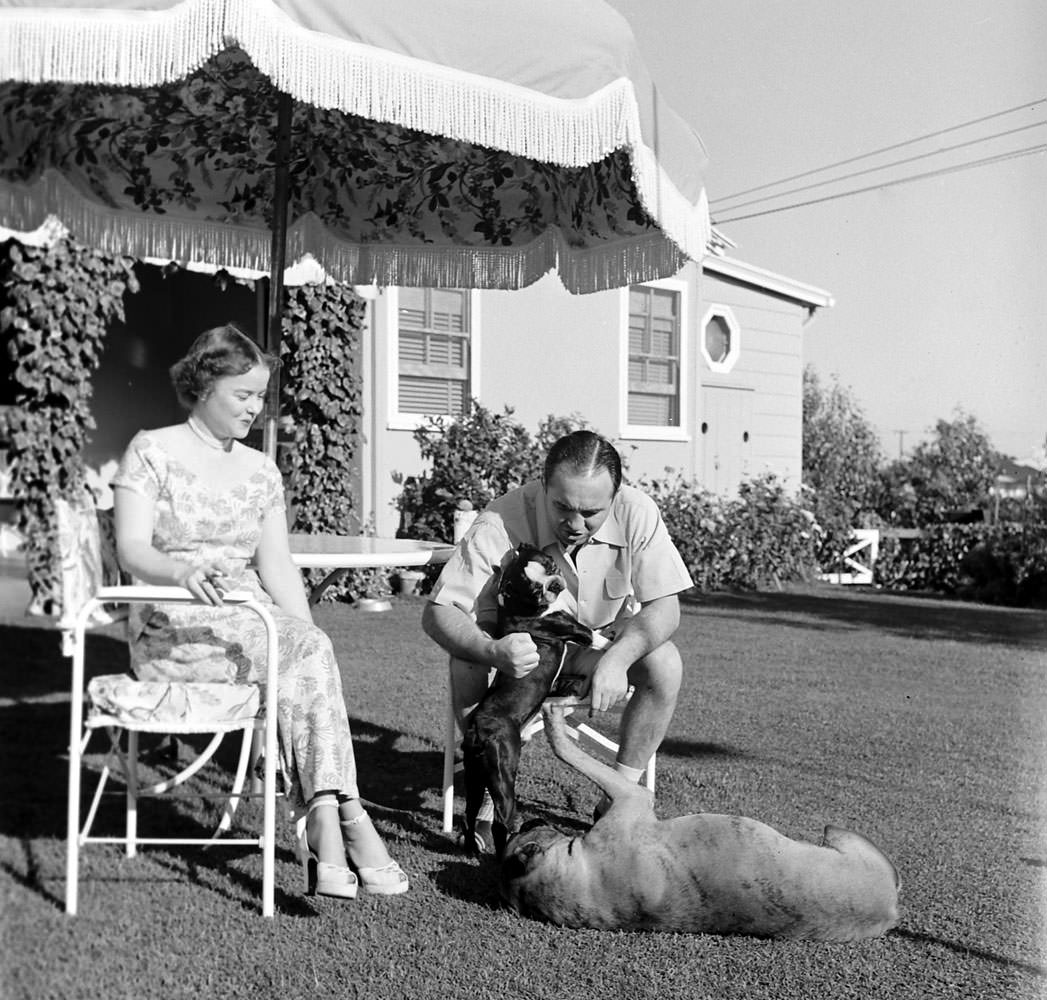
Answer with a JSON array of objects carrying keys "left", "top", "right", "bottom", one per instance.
[{"left": 1, "top": 171, "right": 700, "bottom": 293}]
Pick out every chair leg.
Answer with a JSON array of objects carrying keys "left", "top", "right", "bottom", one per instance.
[
  {"left": 214, "top": 726, "right": 254, "bottom": 837},
  {"left": 442, "top": 690, "right": 458, "bottom": 834},
  {"left": 65, "top": 720, "right": 84, "bottom": 916},
  {"left": 248, "top": 727, "right": 263, "bottom": 796},
  {"left": 125, "top": 730, "right": 139, "bottom": 858}
]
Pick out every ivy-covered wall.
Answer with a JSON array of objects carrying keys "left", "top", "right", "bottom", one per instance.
[
  {"left": 1, "top": 237, "right": 139, "bottom": 612},
  {"left": 1, "top": 237, "right": 367, "bottom": 611}
]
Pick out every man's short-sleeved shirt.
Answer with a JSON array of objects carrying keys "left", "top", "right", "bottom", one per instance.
[{"left": 428, "top": 481, "right": 693, "bottom": 631}]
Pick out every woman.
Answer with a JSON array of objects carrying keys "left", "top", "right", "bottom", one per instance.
[{"left": 112, "top": 323, "right": 406, "bottom": 900}]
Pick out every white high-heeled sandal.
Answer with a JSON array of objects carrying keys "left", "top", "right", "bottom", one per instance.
[
  {"left": 300, "top": 797, "right": 358, "bottom": 900},
  {"left": 341, "top": 810, "right": 409, "bottom": 896}
]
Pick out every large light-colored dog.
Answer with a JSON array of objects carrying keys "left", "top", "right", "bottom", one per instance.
[{"left": 499, "top": 704, "right": 900, "bottom": 940}]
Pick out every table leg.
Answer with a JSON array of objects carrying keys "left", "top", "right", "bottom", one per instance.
[{"left": 307, "top": 567, "right": 350, "bottom": 605}]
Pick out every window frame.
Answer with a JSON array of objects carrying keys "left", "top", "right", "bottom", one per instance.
[
  {"left": 386, "top": 286, "right": 482, "bottom": 430},
  {"left": 619, "top": 277, "right": 689, "bottom": 441},
  {"left": 700, "top": 304, "right": 741, "bottom": 374}
]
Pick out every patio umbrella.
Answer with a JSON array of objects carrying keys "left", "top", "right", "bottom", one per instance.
[{"left": 0, "top": 0, "right": 711, "bottom": 450}]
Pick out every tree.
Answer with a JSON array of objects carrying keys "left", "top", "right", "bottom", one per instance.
[
  {"left": 802, "top": 366, "right": 884, "bottom": 555},
  {"left": 880, "top": 410, "right": 999, "bottom": 526}
]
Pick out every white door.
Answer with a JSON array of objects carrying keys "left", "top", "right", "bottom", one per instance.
[{"left": 700, "top": 385, "right": 754, "bottom": 495}]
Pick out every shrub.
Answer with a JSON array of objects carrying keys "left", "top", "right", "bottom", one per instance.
[
  {"left": 875, "top": 522, "right": 1047, "bottom": 607},
  {"left": 395, "top": 405, "right": 818, "bottom": 592},
  {"left": 639, "top": 471, "right": 820, "bottom": 591},
  {"left": 277, "top": 282, "right": 375, "bottom": 600},
  {"left": 802, "top": 367, "right": 884, "bottom": 560},
  {"left": 877, "top": 410, "right": 999, "bottom": 527},
  {"left": 394, "top": 404, "right": 593, "bottom": 543}
]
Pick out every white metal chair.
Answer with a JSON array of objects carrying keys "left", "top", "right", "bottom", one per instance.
[
  {"left": 66, "top": 585, "right": 281, "bottom": 917},
  {"left": 440, "top": 676, "right": 655, "bottom": 834}
]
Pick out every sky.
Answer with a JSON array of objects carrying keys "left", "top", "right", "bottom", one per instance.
[{"left": 606, "top": 0, "right": 1047, "bottom": 464}]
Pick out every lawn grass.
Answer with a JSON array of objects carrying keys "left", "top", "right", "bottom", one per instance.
[{"left": 1, "top": 584, "right": 1045, "bottom": 1000}]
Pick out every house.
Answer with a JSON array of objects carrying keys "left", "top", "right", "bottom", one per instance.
[
  {"left": 2, "top": 237, "right": 832, "bottom": 538},
  {"left": 993, "top": 457, "right": 1046, "bottom": 502},
  {"left": 360, "top": 247, "right": 832, "bottom": 535}
]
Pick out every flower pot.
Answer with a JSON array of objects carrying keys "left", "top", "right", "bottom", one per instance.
[{"left": 395, "top": 569, "right": 426, "bottom": 596}]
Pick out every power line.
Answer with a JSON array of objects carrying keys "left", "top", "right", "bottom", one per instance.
[
  {"left": 711, "top": 142, "right": 1047, "bottom": 225},
  {"left": 712, "top": 119, "right": 1047, "bottom": 215},
  {"left": 709, "top": 98, "right": 1046, "bottom": 205}
]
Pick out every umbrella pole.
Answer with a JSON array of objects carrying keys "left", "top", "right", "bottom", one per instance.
[{"left": 262, "top": 92, "right": 293, "bottom": 461}]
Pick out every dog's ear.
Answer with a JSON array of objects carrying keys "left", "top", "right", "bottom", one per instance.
[{"left": 501, "top": 840, "right": 545, "bottom": 881}]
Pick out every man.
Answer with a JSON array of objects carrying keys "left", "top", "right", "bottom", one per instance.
[{"left": 422, "top": 430, "right": 693, "bottom": 849}]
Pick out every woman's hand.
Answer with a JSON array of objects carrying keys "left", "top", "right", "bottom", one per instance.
[{"left": 175, "top": 562, "right": 227, "bottom": 606}]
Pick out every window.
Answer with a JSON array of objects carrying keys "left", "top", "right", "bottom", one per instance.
[
  {"left": 704, "top": 314, "right": 731, "bottom": 363},
  {"left": 626, "top": 283, "right": 682, "bottom": 429},
  {"left": 700, "top": 305, "right": 741, "bottom": 373},
  {"left": 396, "top": 287, "right": 473, "bottom": 417}
]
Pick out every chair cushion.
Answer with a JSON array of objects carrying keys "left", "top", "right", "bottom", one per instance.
[{"left": 86, "top": 675, "right": 260, "bottom": 734}]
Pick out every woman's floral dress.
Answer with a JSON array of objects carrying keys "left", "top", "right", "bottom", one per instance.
[{"left": 113, "top": 431, "right": 359, "bottom": 808}]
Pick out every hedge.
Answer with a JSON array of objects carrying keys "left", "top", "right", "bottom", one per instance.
[{"left": 875, "top": 522, "right": 1047, "bottom": 607}]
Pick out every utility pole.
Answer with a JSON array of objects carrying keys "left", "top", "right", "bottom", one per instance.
[{"left": 894, "top": 429, "right": 906, "bottom": 459}]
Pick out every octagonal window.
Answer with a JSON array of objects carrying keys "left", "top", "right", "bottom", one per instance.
[{"left": 700, "top": 305, "right": 740, "bottom": 373}]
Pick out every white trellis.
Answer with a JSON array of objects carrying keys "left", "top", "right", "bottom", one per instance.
[{"left": 819, "top": 528, "right": 880, "bottom": 586}]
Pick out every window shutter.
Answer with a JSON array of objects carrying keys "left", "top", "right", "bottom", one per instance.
[{"left": 396, "top": 288, "right": 471, "bottom": 417}]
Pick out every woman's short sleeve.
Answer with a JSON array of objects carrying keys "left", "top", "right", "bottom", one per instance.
[
  {"left": 262, "top": 458, "right": 287, "bottom": 517},
  {"left": 112, "top": 432, "right": 161, "bottom": 501}
]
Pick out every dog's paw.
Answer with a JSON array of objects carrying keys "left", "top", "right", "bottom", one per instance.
[{"left": 457, "top": 818, "right": 496, "bottom": 856}]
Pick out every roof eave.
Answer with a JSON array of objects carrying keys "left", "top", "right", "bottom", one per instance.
[{"left": 702, "top": 254, "right": 835, "bottom": 315}]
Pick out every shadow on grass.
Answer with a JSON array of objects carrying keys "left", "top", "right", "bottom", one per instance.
[
  {"left": 0, "top": 625, "right": 129, "bottom": 841},
  {"left": 658, "top": 737, "right": 750, "bottom": 761},
  {"left": 893, "top": 927, "right": 1047, "bottom": 979},
  {"left": 682, "top": 588, "right": 1047, "bottom": 649},
  {"left": 0, "top": 622, "right": 323, "bottom": 915},
  {"left": 432, "top": 855, "right": 504, "bottom": 910}
]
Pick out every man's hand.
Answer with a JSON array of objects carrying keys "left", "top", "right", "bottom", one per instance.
[
  {"left": 490, "top": 632, "right": 540, "bottom": 677},
  {"left": 588, "top": 656, "right": 630, "bottom": 713}
]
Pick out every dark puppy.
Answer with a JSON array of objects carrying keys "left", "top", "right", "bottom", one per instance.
[
  {"left": 462, "top": 543, "right": 596, "bottom": 857},
  {"left": 500, "top": 705, "right": 900, "bottom": 940}
]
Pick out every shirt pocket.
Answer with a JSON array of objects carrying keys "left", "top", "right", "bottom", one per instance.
[{"left": 603, "top": 571, "right": 632, "bottom": 600}]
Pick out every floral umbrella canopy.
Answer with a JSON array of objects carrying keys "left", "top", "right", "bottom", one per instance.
[{"left": 0, "top": 0, "right": 711, "bottom": 445}]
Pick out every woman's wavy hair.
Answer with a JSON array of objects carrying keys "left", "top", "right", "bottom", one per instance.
[
  {"left": 169, "top": 323, "right": 279, "bottom": 409},
  {"left": 543, "top": 429, "right": 623, "bottom": 493}
]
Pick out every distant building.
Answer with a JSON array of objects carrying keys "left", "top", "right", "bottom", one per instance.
[{"left": 993, "top": 457, "right": 1046, "bottom": 501}]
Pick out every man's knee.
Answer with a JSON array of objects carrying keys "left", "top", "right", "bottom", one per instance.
[{"left": 629, "top": 641, "right": 682, "bottom": 700}]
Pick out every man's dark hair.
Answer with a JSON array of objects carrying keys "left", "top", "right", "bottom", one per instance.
[{"left": 543, "top": 430, "right": 622, "bottom": 492}]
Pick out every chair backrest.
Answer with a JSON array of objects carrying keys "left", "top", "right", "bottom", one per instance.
[{"left": 56, "top": 495, "right": 128, "bottom": 652}]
